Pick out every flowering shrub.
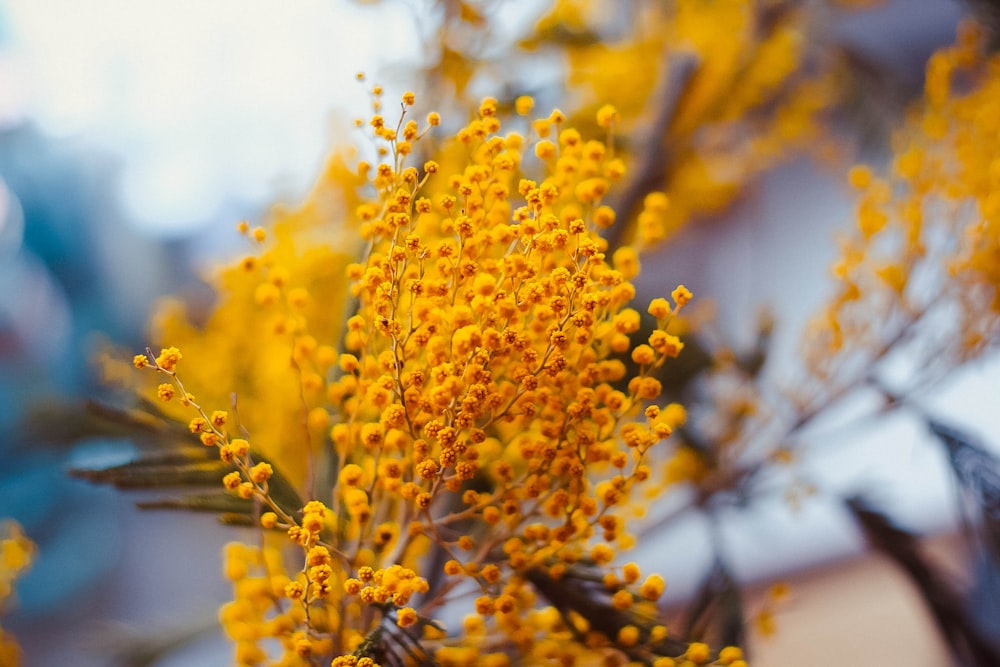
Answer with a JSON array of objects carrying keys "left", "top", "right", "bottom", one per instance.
[
  {"left": 787, "top": 21, "right": 1000, "bottom": 439},
  {"left": 114, "top": 20, "right": 1000, "bottom": 658},
  {"left": 131, "top": 96, "right": 733, "bottom": 666},
  {"left": 9, "top": 4, "right": 1000, "bottom": 667}
]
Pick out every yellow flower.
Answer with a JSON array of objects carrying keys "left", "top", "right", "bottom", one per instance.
[
  {"left": 515, "top": 95, "right": 534, "bottom": 116},
  {"left": 155, "top": 346, "right": 182, "bottom": 372},
  {"left": 640, "top": 573, "right": 666, "bottom": 600},
  {"left": 397, "top": 607, "right": 418, "bottom": 627},
  {"left": 596, "top": 104, "right": 618, "bottom": 128},
  {"left": 686, "top": 641, "right": 711, "bottom": 663}
]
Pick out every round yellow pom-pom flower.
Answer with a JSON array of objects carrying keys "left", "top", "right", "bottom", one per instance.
[
  {"left": 686, "top": 642, "right": 711, "bottom": 663},
  {"left": 515, "top": 95, "right": 534, "bottom": 116},
  {"left": 154, "top": 346, "right": 182, "bottom": 371},
  {"left": 596, "top": 104, "right": 618, "bottom": 128},
  {"left": 397, "top": 607, "right": 418, "bottom": 627},
  {"left": 640, "top": 573, "right": 666, "bottom": 600}
]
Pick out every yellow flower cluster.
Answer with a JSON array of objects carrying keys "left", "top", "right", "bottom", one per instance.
[
  {"left": 529, "top": 0, "right": 847, "bottom": 246},
  {"left": 805, "top": 21, "right": 1000, "bottom": 388},
  {"left": 0, "top": 521, "right": 34, "bottom": 667},
  {"left": 134, "top": 156, "right": 362, "bottom": 484},
  {"left": 403, "top": 0, "right": 872, "bottom": 250},
  {"left": 133, "top": 91, "right": 726, "bottom": 665}
]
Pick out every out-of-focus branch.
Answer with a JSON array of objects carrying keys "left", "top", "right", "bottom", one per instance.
[
  {"left": 846, "top": 496, "right": 1000, "bottom": 667},
  {"left": 603, "top": 52, "right": 699, "bottom": 252}
]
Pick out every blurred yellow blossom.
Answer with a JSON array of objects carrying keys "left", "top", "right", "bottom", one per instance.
[{"left": 0, "top": 522, "right": 34, "bottom": 667}]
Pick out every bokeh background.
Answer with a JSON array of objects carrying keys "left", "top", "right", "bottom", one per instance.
[{"left": 1, "top": 1, "right": 997, "bottom": 665}]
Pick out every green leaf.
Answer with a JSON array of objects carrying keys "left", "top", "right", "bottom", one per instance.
[
  {"left": 66, "top": 397, "right": 305, "bottom": 523},
  {"left": 69, "top": 460, "right": 231, "bottom": 488},
  {"left": 136, "top": 493, "right": 252, "bottom": 515}
]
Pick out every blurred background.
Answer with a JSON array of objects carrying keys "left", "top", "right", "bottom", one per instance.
[{"left": 1, "top": 0, "right": 997, "bottom": 665}]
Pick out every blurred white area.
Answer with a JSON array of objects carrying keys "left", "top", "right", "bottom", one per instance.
[{"left": 1, "top": 0, "right": 420, "bottom": 235}]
